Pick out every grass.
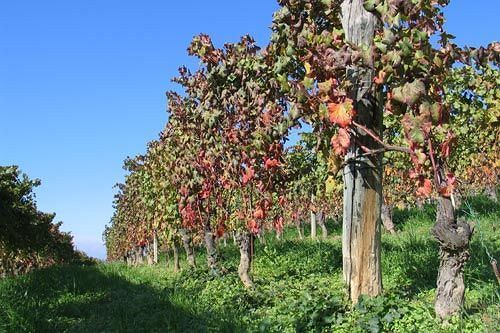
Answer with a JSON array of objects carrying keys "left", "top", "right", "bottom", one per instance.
[{"left": 0, "top": 195, "right": 498, "bottom": 332}]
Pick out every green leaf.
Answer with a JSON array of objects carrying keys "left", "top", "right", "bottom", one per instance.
[{"left": 303, "top": 77, "right": 315, "bottom": 90}]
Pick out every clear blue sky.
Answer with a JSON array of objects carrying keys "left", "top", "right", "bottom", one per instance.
[{"left": 1, "top": 1, "right": 497, "bottom": 259}]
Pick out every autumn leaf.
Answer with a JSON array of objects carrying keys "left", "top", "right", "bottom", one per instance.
[
  {"left": 327, "top": 151, "right": 342, "bottom": 174},
  {"left": 200, "top": 189, "right": 211, "bottom": 199},
  {"left": 242, "top": 166, "right": 255, "bottom": 185},
  {"left": 438, "top": 185, "right": 453, "bottom": 197},
  {"left": 416, "top": 178, "right": 432, "bottom": 197},
  {"left": 216, "top": 224, "right": 225, "bottom": 238},
  {"left": 247, "top": 219, "right": 260, "bottom": 234},
  {"left": 331, "top": 128, "right": 351, "bottom": 155},
  {"left": 328, "top": 98, "right": 355, "bottom": 127},
  {"left": 408, "top": 169, "right": 419, "bottom": 179},
  {"left": 374, "top": 70, "right": 386, "bottom": 84},
  {"left": 325, "top": 176, "right": 337, "bottom": 195},
  {"left": 440, "top": 132, "right": 456, "bottom": 158},
  {"left": 253, "top": 207, "right": 265, "bottom": 219},
  {"left": 262, "top": 111, "right": 272, "bottom": 126},
  {"left": 264, "top": 157, "right": 280, "bottom": 169},
  {"left": 274, "top": 216, "right": 284, "bottom": 233},
  {"left": 439, "top": 173, "right": 456, "bottom": 197},
  {"left": 304, "top": 61, "right": 312, "bottom": 75},
  {"left": 318, "top": 79, "right": 333, "bottom": 94},
  {"left": 392, "top": 80, "right": 426, "bottom": 106}
]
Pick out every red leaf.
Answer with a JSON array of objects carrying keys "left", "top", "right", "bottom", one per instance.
[
  {"left": 274, "top": 216, "right": 284, "bottom": 233},
  {"left": 242, "top": 166, "right": 255, "bottom": 185},
  {"left": 200, "top": 189, "right": 210, "bottom": 199},
  {"left": 253, "top": 207, "right": 265, "bottom": 219},
  {"left": 438, "top": 185, "right": 452, "bottom": 197},
  {"left": 247, "top": 219, "right": 260, "bottom": 234},
  {"left": 216, "top": 224, "right": 225, "bottom": 238},
  {"left": 439, "top": 173, "right": 456, "bottom": 197},
  {"left": 440, "top": 132, "right": 455, "bottom": 158},
  {"left": 228, "top": 130, "right": 238, "bottom": 143},
  {"left": 262, "top": 111, "right": 272, "bottom": 126},
  {"left": 446, "top": 173, "right": 456, "bottom": 185},
  {"left": 331, "top": 128, "right": 351, "bottom": 155},
  {"left": 416, "top": 178, "right": 432, "bottom": 197},
  {"left": 264, "top": 157, "right": 280, "bottom": 169},
  {"left": 328, "top": 98, "right": 355, "bottom": 127},
  {"left": 408, "top": 169, "right": 419, "bottom": 179}
]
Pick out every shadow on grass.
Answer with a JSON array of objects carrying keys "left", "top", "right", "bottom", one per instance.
[
  {"left": 382, "top": 195, "right": 499, "bottom": 298},
  {"left": 0, "top": 264, "right": 241, "bottom": 333},
  {"left": 254, "top": 238, "right": 343, "bottom": 278},
  {"left": 392, "top": 204, "right": 436, "bottom": 229},
  {"left": 382, "top": 236, "right": 439, "bottom": 294},
  {"left": 458, "top": 194, "right": 500, "bottom": 218}
]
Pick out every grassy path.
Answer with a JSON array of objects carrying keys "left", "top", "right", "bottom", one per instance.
[{"left": 1, "top": 197, "right": 498, "bottom": 332}]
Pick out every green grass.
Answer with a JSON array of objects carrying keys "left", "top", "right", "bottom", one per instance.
[{"left": 0, "top": 196, "right": 498, "bottom": 332}]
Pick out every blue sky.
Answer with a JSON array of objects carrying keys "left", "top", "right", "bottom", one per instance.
[{"left": 1, "top": 1, "right": 497, "bottom": 259}]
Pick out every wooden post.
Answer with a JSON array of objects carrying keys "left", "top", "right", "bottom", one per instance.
[
  {"left": 153, "top": 230, "right": 158, "bottom": 264},
  {"left": 341, "top": 0, "right": 382, "bottom": 303},
  {"left": 310, "top": 194, "right": 317, "bottom": 240}
]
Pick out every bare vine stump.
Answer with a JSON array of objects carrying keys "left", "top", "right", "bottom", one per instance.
[
  {"left": 297, "top": 224, "right": 304, "bottom": 240},
  {"left": 204, "top": 225, "right": 219, "bottom": 274},
  {"left": 432, "top": 196, "right": 473, "bottom": 319},
  {"left": 236, "top": 231, "right": 254, "bottom": 288},
  {"left": 258, "top": 229, "right": 267, "bottom": 245},
  {"left": 381, "top": 204, "right": 396, "bottom": 234},
  {"left": 485, "top": 185, "right": 497, "bottom": 202},
  {"left": 173, "top": 244, "right": 180, "bottom": 273},
  {"left": 317, "top": 211, "right": 328, "bottom": 239},
  {"left": 135, "top": 247, "right": 143, "bottom": 266},
  {"left": 296, "top": 218, "right": 304, "bottom": 240},
  {"left": 145, "top": 245, "right": 153, "bottom": 266},
  {"left": 180, "top": 228, "right": 196, "bottom": 268},
  {"left": 416, "top": 199, "right": 424, "bottom": 210},
  {"left": 141, "top": 246, "right": 147, "bottom": 264},
  {"left": 276, "top": 229, "right": 283, "bottom": 241},
  {"left": 341, "top": 0, "right": 383, "bottom": 304},
  {"left": 126, "top": 251, "right": 133, "bottom": 266}
]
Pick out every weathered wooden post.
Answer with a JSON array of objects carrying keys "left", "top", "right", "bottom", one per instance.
[
  {"left": 341, "top": 0, "right": 383, "bottom": 303},
  {"left": 153, "top": 229, "right": 158, "bottom": 264},
  {"left": 310, "top": 194, "right": 317, "bottom": 240}
]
